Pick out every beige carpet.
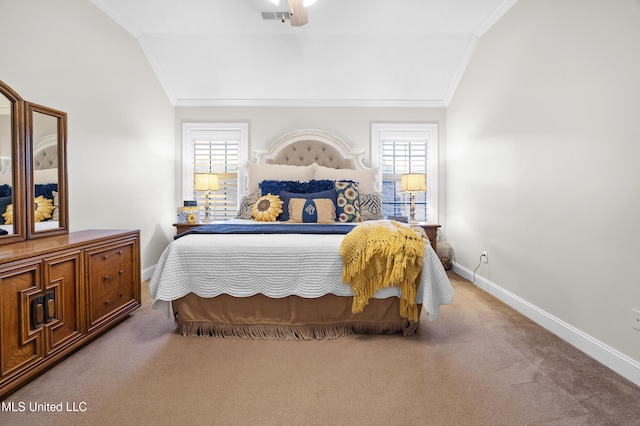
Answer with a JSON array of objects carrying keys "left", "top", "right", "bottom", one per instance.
[{"left": 2, "top": 272, "right": 640, "bottom": 426}]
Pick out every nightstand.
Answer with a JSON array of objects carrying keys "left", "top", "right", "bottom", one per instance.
[
  {"left": 416, "top": 223, "right": 440, "bottom": 252},
  {"left": 173, "top": 222, "right": 205, "bottom": 234}
]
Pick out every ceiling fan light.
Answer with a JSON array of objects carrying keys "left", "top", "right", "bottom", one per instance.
[{"left": 303, "top": 0, "right": 318, "bottom": 6}]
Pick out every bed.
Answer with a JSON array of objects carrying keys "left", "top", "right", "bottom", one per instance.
[{"left": 150, "top": 129, "right": 454, "bottom": 339}]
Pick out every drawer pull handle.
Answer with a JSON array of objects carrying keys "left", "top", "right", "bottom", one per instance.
[
  {"left": 119, "top": 269, "right": 124, "bottom": 274},
  {"left": 103, "top": 255, "right": 109, "bottom": 260},
  {"left": 119, "top": 292, "right": 124, "bottom": 298},
  {"left": 46, "top": 297, "right": 56, "bottom": 320},
  {"left": 104, "top": 300, "right": 110, "bottom": 306},
  {"left": 118, "top": 250, "right": 123, "bottom": 255},
  {"left": 104, "top": 275, "right": 110, "bottom": 281}
]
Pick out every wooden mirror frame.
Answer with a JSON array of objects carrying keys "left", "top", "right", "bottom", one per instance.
[
  {"left": 25, "top": 102, "right": 68, "bottom": 240},
  {"left": 0, "top": 80, "right": 27, "bottom": 244}
]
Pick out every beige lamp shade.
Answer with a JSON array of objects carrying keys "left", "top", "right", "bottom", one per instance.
[
  {"left": 401, "top": 173, "right": 426, "bottom": 192},
  {"left": 194, "top": 173, "right": 220, "bottom": 191}
]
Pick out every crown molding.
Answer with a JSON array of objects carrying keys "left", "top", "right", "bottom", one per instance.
[
  {"left": 90, "top": 0, "right": 143, "bottom": 38},
  {"left": 173, "top": 98, "right": 446, "bottom": 108},
  {"left": 443, "top": 35, "right": 479, "bottom": 107},
  {"left": 137, "top": 37, "right": 178, "bottom": 105},
  {"left": 474, "top": 0, "right": 519, "bottom": 37}
]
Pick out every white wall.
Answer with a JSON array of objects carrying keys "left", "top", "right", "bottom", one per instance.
[
  {"left": 0, "top": 0, "right": 176, "bottom": 272},
  {"left": 175, "top": 106, "right": 448, "bottom": 225},
  {"left": 447, "top": 0, "right": 640, "bottom": 365}
]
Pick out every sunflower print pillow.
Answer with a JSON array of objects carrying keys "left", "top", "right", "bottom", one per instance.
[
  {"left": 34, "top": 195, "right": 55, "bottom": 222},
  {"left": 335, "top": 181, "right": 361, "bottom": 223},
  {"left": 252, "top": 193, "right": 283, "bottom": 222},
  {"left": 2, "top": 196, "right": 55, "bottom": 225},
  {"left": 2, "top": 204, "right": 13, "bottom": 225}
]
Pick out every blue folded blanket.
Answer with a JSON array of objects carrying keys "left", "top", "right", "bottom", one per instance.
[{"left": 175, "top": 223, "right": 358, "bottom": 239}]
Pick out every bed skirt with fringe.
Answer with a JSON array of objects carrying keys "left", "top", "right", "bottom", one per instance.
[{"left": 172, "top": 293, "right": 421, "bottom": 340}]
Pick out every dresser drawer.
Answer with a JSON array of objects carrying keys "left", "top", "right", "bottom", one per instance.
[
  {"left": 88, "top": 244, "right": 133, "bottom": 272},
  {"left": 90, "top": 286, "right": 130, "bottom": 323},
  {"left": 86, "top": 240, "right": 137, "bottom": 328}
]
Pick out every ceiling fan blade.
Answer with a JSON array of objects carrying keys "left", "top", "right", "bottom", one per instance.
[{"left": 288, "top": 0, "right": 308, "bottom": 26}]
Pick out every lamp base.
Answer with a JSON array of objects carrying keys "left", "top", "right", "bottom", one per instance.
[
  {"left": 408, "top": 193, "right": 418, "bottom": 225},
  {"left": 201, "top": 192, "right": 214, "bottom": 222},
  {"left": 201, "top": 210, "right": 213, "bottom": 222}
]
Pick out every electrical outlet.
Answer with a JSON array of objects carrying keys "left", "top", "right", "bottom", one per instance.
[
  {"left": 481, "top": 251, "right": 488, "bottom": 263},
  {"left": 633, "top": 309, "right": 640, "bottom": 332}
]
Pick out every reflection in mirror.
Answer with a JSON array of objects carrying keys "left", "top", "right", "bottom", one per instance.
[
  {"left": 0, "top": 83, "right": 22, "bottom": 242},
  {"left": 27, "top": 103, "right": 67, "bottom": 239},
  {"left": 32, "top": 112, "right": 59, "bottom": 231},
  {"left": 0, "top": 93, "right": 13, "bottom": 235}
]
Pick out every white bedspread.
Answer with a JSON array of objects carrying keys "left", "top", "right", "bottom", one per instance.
[{"left": 150, "top": 220, "right": 454, "bottom": 320}]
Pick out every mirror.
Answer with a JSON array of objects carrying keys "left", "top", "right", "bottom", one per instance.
[
  {"left": 0, "top": 80, "right": 67, "bottom": 244},
  {"left": 26, "top": 103, "right": 68, "bottom": 239},
  {"left": 0, "top": 80, "right": 26, "bottom": 243}
]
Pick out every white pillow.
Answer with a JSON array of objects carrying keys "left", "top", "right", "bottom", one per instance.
[
  {"left": 0, "top": 172, "right": 11, "bottom": 186},
  {"left": 34, "top": 168, "right": 59, "bottom": 184},
  {"left": 0, "top": 168, "right": 58, "bottom": 188},
  {"left": 246, "top": 162, "right": 314, "bottom": 192},
  {"left": 313, "top": 164, "right": 378, "bottom": 193}
]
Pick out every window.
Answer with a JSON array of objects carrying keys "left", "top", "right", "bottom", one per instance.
[
  {"left": 182, "top": 123, "right": 248, "bottom": 221},
  {"left": 371, "top": 123, "right": 439, "bottom": 224}
]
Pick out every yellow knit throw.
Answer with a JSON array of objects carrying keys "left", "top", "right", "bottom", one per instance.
[{"left": 340, "top": 221, "right": 426, "bottom": 322}]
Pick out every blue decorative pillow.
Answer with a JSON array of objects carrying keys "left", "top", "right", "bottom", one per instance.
[
  {"left": 0, "top": 184, "right": 58, "bottom": 199},
  {"left": 335, "top": 181, "right": 361, "bottom": 223},
  {"left": 35, "top": 183, "right": 58, "bottom": 200},
  {"left": 0, "top": 184, "right": 11, "bottom": 197},
  {"left": 260, "top": 179, "right": 335, "bottom": 196},
  {"left": 279, "top": 189, "right": 337, "bottom": 222}
]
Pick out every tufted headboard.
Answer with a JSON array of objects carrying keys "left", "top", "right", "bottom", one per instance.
[
  {"left": 33, "top": 134, "right": 58, "bottom": 170},
  {"left": 0, "top": 134, "right": 57, "bottom": 174},
  {"left": 254, "top": 129, "right": 367, "bottom": 170},
  {"left": 240, "top": 129, "right": 382, "bottom": 220}
]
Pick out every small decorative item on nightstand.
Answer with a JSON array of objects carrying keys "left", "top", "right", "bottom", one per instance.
[{"left": 177, "top": 201, "right": 199, "bottom": 224}]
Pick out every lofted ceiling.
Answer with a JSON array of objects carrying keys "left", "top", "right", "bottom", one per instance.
[{"left": 91, "top": 0, "right": 517, "bottom": 107}]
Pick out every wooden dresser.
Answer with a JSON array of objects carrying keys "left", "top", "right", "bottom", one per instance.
[{"left": 0, "top": 229, "right": 141, "bottom": 398}]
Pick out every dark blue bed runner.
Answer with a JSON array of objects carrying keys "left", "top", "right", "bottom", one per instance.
[{"left": 175, "top": 223, "right": 358, "bottom": 239}]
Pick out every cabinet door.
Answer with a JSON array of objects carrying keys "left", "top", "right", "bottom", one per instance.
[
  {"left": 86, "top": 239, "right": 138, "bottom": 330},
  {"left": 0, "top": 263, "right": 44, "bottom": 379},
  {"left": 43, "top": 251, "right": 82, "bottom": 355}
]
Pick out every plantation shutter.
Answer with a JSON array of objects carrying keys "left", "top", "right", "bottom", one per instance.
[
  {"left": 192, "top": 130, "right": 240, "bottom": 221},
  {"left": 379, "top": 131, "right": 429, "bottom": 222}
]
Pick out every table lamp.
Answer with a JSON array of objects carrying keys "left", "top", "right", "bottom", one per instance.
[
  {"left": 194, "top": 173, "right": 219, "bottom": 223},
  {"left": 401, "top": 173, "right": 426, "bottom": 225}
]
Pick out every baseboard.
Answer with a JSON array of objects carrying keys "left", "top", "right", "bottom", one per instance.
[
  {"left": 452, "top": 262, "right": 640, "bottom": 387},
  {"left": 141, "top": 265, "right": 155, "bottom": 282}
]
